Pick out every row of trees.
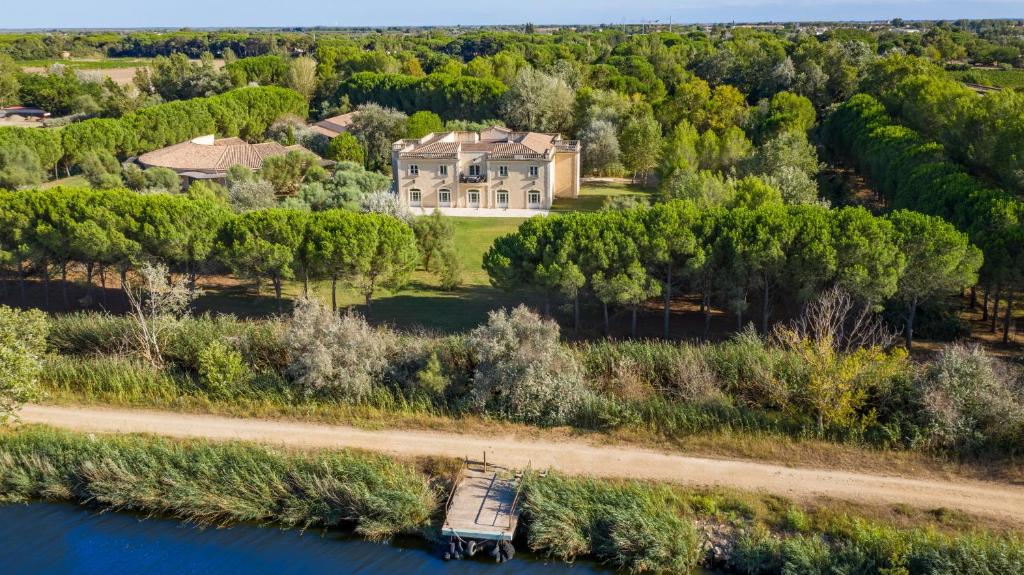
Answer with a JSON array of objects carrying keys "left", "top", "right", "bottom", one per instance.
[
  {"left": 823, "top": 93, "right": 1024, "bottom": 343},
  {"left": 338, "top": 71, "right": 507, "bottom": 121},
  {"left": 0, "top": 188, "right": 419, "bottom": 312},
  {"left": 0, "top": 86, "right": 307, "bottom": 186},
  {"left": 484, "top": 201, "right": 981, "bottom": 349}
]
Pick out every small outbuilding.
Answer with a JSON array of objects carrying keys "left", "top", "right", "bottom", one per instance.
[{"left": 310, "top": 112, "right": 357, "bottom": 139}]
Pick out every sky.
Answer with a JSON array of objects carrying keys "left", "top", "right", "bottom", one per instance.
[{"left": 3, "top": 0, "right": 1021, "bottom": 29}]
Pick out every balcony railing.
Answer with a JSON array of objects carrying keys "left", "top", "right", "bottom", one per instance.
[{"left": 459, "top": 173, "right": 487, "bottom": 183}]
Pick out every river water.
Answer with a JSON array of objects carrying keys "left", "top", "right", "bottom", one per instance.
[{"left": 0, "top": 503, "right": 617, "bottom": 575}]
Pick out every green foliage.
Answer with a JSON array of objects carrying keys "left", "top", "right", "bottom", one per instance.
[
  {"left": 0, "top": 306, "right": 47, "bottom": 423},
  {"left": 324, "top": 132, "right": 364, "bottom": 164},
  {"left": 338, "top": 71, "right": 506, "bottom": 121},
  {"left": 224, "top": 54, "right": 289, "bottom": 87},
  {"left": 0, "top": 127, "right": 62, "bottom": 172},
  {"left": 197, "top": 340, "right": 248, "bottom": 399},
  {"left": 412, "top": 209, "right": 462, "bottom": 289},
  {"left": 523, "top": 474, "right": 701, "bottom": 574},
  {"left": 0, "top": 426, "right": 436, "bottom": 540},
  {"left": 916, "top": 343, "right": 1024, "bottom": 454},
  {"left": 259, "top": 150, "right": 323, "bottom": 196},
  {"left": 78, "top": 149, "right": 122, "bottom": 188},
  {"left": 0, "top": 143, "right": 43, "bottom": 189},
  {"left": 405, "top": 110, "right": 443, "bottom": 138}
]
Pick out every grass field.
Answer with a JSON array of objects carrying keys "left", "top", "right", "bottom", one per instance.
[
  {"left": 948, "top": 68, "right": 1024, "bottom": 89},
  {"left": 197, "top": 216, "right": 532, "bottom": 331},
  {"left": 16, "top": 57, "right": 155, "bottom": 70},
  {"left": 39, "top": 175, "right": 89, "bottom": 189},
  {"left": 553, "top": 180, "right": 654, "bottom": 212},
  {"left": 199, "top": 183, "right": 654, "bottom": 329}
]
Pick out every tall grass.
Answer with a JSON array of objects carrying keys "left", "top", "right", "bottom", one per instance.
[
  {"left": 729, "top": 515, "right": 1024, "bottom": 574},
  {"left": 0, "top": 426, "right": 437, "bottom": 540},
  {"left": 522, "top": 474, "right": 701, "bottom": 574}
]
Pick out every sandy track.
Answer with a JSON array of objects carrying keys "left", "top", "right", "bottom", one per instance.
[{"left": 18, "top": 404, "right": 1024, "bottom": 524}]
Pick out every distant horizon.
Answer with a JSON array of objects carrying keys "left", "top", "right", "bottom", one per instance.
[{"left": 1, "top": 0, "right": 1020, "bottom": 31}]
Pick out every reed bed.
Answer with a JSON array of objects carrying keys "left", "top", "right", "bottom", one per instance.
[{"left": 0, "top": 426, "right": 437, "bottom": 540}]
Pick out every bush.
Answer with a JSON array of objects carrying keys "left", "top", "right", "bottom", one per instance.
[
  {"left": 198, "top": 341, "right": 248, "bottom": 398},
  {"left": 228, "top": 178, "right": 277, "bottom": 212},
  {"left": 0, "top": 306, "right": 48, "bottom": 422},
  {"left": 917, "top": 343, "right": 1024, "bottom": 454},
  {"left": 467, "top": 306, "right": 588, "bottom": 426},
  {"left": 285, "top": 298, "right": 394, "bottom": 399}
]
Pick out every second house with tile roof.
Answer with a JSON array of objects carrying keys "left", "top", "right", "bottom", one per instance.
[{"left": 390, "top": 126, "right": 580, "bottom": 212}]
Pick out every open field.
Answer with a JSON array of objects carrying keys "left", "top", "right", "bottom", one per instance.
[
  {"left": 19, "top": 57, "right": 225, "bottom": 85},
  {"left": 948, "top": 67, "right": 1024, "bottom": 89}
]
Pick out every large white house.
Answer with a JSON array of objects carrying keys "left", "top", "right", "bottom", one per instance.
[{"left": 390, "top": 126, "right": 580, "bottom": 212}]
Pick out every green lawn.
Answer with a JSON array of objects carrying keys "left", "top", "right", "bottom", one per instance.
[
  {"left": 948, "top": 68, "right": 1024, "bottom": 89},
  {"left": 196, "top": 216, "right": 533, "bottom": 332},
  {"left": 552, "top": 180, "right": 655, "bottom": 212},
  {"left": 196, "top": 187, "right": 658, "bottom": 331},
  {"left": 40, "top": 176, "right": 89, "bottom": 189},
  {"left": 16, "top": 57, "right": 154, "bottom": 70}
]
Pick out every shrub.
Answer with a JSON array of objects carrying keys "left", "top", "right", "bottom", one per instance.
[
  {"left": 916, "top": 343, "right": 1024, "bottom": 454},
  {"left": 523, "top": 474, "right": 701, "bottom": 574},
  {"left": 228, "top": 178, "right": 277, "bottom": 212},
  {"left": 467, "top": 306, "right": 588, "bottom": 426},
  {"left": 0, "top": 306, "right": 48, "bottom": 422},
  {"left": 285, "top": 298, "right": 394, "bottom": 399},
  {"left": 198, "top": 341, "right": 248, "bottom": 398},
  {"left": 413, "top": 352, "right": 449, "bottom": 396}
]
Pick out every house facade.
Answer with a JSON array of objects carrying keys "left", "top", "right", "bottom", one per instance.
[{"left": 390, "top": 127, "right": 580, "bottom": 212}]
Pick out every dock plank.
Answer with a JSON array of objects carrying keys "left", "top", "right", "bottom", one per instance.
[{"left": 442, "top": 467, "right": 520, "bottom": 541}]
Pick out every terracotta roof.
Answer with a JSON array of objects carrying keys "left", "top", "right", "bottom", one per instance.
[
  {"left": 399, "top": 127, "right": 567, "bottom": 160},
  {"left": 312, "top": 112, "right": 357, "bottom": 138},
  {"left": 137, "top": 135, "right": 309, "bottom": 173}
]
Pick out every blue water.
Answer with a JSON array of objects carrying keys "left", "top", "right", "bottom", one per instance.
[{"left": 0, "top": 503, "right": 614, "bottom": 575}]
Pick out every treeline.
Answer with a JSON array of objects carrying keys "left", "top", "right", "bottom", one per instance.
[
  {"left": 0, "top": 31, "right": 313, "bottom": 60},
  {"left": 823, "top": 93, "right": 1023, "bottom": 342},
  {"left": 338, "top": 72, "right": 507, "bottom": 120},
  {"left": 0, "top": 86, "right": 306, "bottom": 177},
  {"left": 485, "top": 201, "right": 981, "bottom": 348},
  {"left": 0, "top": 188, "right": 418, "bottom": 311}
]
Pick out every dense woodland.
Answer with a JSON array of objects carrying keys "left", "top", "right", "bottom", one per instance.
[
  {"left": 1, "top": 21, "right": 1021, "bottom": 345},
  {"left": 0, "top": 23, "right": 1023, "bottom": 574}
]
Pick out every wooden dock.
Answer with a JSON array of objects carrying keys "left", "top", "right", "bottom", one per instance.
[{"left": 441, "top": 461, "right": 523, "bottom": 542}]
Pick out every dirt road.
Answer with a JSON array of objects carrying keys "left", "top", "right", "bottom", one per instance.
[{"left": 18, "top": 404, "right": 1024, "bottom": 524}]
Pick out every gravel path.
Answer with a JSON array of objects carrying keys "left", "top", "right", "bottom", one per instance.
[{"left": 19, "top": 404, "right": 1024, "bottom": 524}]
